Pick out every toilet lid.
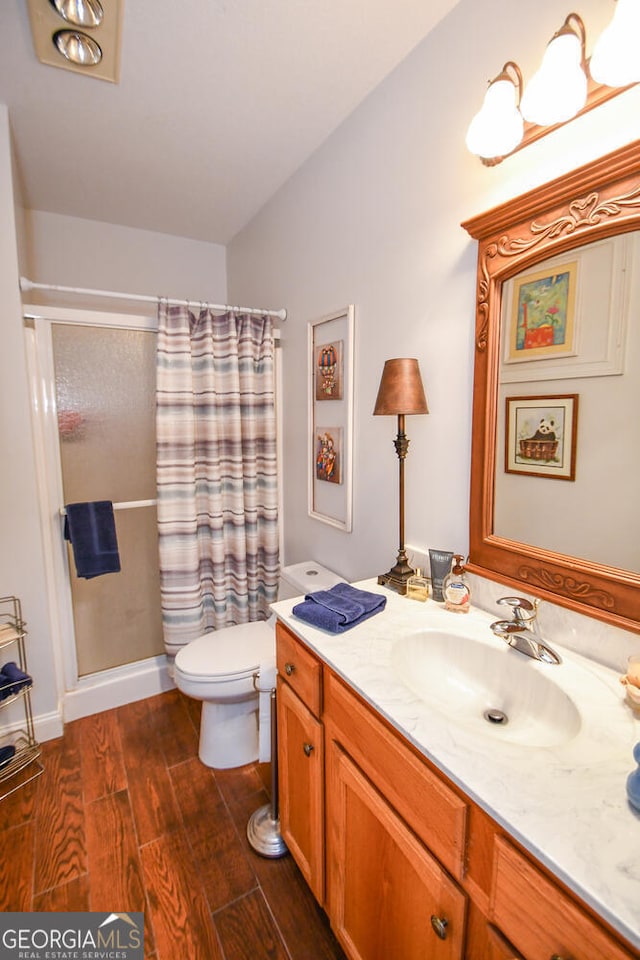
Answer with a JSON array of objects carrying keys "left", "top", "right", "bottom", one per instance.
[{"left": 175, "top": 620, "right": 275, "bottom": 682}]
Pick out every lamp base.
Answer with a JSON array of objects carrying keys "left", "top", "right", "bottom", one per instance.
[{"left": 377, "top": 557, "right": 415, "bottom": 596}]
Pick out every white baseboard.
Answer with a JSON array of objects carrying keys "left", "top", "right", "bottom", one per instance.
[
  {"left": 62, "top": 655, "right": 175, "bottom": 724},
  {"left": 33, "top": 709, "right": 64, "bottom": 742}
]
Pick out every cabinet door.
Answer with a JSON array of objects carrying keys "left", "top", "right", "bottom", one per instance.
[
  {"left": 490, "top": 837, "right": 637, "bottom": 960},
  {"left": 485, "top": 924, "right": 525, "bottom": 960},
  {"left": 326, "top": 742, "right": 466, "bottom": 960},
  {"left": 277, "top": 678, "right": 324, "bottom": 903}
]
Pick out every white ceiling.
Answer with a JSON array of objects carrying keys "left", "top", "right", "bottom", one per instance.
[{"left": 0, "top": 0, "right": 461, "bottom": 245}]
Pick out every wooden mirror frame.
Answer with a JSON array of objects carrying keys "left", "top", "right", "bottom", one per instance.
[{"left": 462, "top": 139, "right": 640, "bottom": 635}]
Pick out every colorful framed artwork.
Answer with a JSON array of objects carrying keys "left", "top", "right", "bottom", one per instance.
[
  {"left": 506, "top": 261, "right": 578, "bottom": 363},
  {"left": 505, "top": 395, "right": 579, "bottom": 481},
  {"left": 315, "top": 427, "right": 342, "bottom": 484},
  {"left": 308, "top": 306, "right": 354, "bottom": 531},
  {"left": 315, "top": 341, "right": 343, "bottom": 400}
]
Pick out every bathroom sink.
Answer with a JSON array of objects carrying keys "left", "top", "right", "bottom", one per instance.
[{"left": 393, "top": 629, "right": 584, "bottom": 748}]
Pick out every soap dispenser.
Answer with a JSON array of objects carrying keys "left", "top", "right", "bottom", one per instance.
[{"left": 443, "top": 555, "right": 471, "bottom": 614}]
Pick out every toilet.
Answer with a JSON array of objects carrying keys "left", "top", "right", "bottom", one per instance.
[{"left": 173, "top": 561, "right": 342, "bottom": 769}]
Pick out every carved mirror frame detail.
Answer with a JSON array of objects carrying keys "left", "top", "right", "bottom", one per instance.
[{"left": 463, "top": 140, "right": 640, "bottom": 634}]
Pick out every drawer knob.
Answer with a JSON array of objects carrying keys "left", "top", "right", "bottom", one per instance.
[
  {"left": 430, "top": 915, "right": 448, "bottom": 940},
  {"left": 303, "top": 742, "right": 314, "bottom": 757},
  {"left": 284, "top": 662, "right": 296, "bottom": 676}
]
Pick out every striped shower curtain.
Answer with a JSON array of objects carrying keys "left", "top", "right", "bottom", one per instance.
[{"left": 156, "top": 303, "right": 279, "bottom": 654}]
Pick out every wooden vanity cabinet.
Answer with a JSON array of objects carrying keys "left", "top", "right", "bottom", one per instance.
[
  {"left": 326, "top": 738, "right": 466, "bottom": 959},
  {"left": 275, "top": 621, "right": 639, "bottom": 960},
  {"left": 276, "top": 622, "right": 325, "bottom": 903}
]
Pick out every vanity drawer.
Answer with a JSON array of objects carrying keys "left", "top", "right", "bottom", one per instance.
[
  {"left": 324, "top": 668, "right": 467, "bottom": 880},
  {"left": 276, "top": 621, "right": 322, "bottom": 717},
  {"left": 489, "top": 836, "right": 636, "bottom": 960}
]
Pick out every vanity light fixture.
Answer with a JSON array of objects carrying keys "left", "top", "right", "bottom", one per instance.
[
  {"left": 26, "top": 0, "right": 123, "bottom": 82},
  {"left": 465, "top": 62, "right": 524, "bottom": 162},
  {"left": 520, "top": 14, "right": 588, "bottom": 126},
  {"left": 466, "top": 7, "right": 639, "bottom": 165},
  {"left": 373, "top": 358, "right": 429, "bottom": 595},
  {"left": 590, "top": 0, "right": 640, "bottom": 88}
]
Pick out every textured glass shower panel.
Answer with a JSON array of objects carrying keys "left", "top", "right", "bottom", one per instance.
[
  {"left": 52, "top": 323, "right": 163, "bottom": 676},
  {"left": 53, "top": 323, "right": 156, "bottom": 502},
  {"left": 69, "top": 506, "right": 163, "bottom": 676}
]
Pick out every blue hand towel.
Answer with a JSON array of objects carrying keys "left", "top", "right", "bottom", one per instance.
[
  {"left": 292, "top": 582, "right": 386, "bottom": 634},
  {"left": 64, "top": 501, "right": 121, "bottom": 579}
]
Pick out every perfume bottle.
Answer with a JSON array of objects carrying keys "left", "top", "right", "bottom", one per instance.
[
  {"left": 443, "top": 555, "right": 471, "bottom": 613},
  {"left": 406, "top": 568, "right": 429, "bottom": 602}
]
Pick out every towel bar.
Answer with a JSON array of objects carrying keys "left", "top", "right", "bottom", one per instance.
[{"left": 59, "top": 498, "right": 157, "bottom": 516}]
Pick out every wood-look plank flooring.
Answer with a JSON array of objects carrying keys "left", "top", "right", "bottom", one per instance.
[{"left": 0, "top": 689, "right": 346, "bottom": 960}]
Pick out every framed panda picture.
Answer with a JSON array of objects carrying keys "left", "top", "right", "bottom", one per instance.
[{"left": 505, "top": 394, "right": 579, "bottom": 481}]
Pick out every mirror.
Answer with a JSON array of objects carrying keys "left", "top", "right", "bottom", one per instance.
[{"left": 462, "top": 140, "right": 640, "bottom": 634}]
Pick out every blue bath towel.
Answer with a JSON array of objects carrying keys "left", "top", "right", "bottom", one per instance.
[
  {"left": 64, "top": 501, "right": 121, "bottom": 579},
  {"left": 292, "top": 582, "right": 386, "bottom": 634}
]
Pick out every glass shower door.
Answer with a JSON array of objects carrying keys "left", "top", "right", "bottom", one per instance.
[{"left": 52, "top": 322, "right": 163, "bottom": 676}]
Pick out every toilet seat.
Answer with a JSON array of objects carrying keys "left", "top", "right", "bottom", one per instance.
[{"left": 174, "top": 620, "right": 275, "bottom": 684}]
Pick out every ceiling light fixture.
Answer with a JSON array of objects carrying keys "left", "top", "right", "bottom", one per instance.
[
  {"left": 26, "top": 0, "right": 122, "bottom": 82},
  {"left": 466, "top": 8, "right": 640, "bottom": 165},
  {"left": 50, "top": 0, "right": 104, "bottom": 29},
  {"left": 53, "top": 29, "right": 102, "bottom": 66}
]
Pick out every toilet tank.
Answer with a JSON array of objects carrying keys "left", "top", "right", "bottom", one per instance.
[{"left": 278, "top": 560, "right": 343, "bottom": 601}]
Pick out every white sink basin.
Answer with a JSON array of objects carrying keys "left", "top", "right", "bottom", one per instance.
[{"left": 393, "top": 629, "right": 593, "bottom": 749}]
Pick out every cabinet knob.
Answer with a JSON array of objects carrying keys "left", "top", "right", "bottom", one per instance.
[
  {"left": 284, "top": 662, "right": 295, "bottom": 676},
  {"left": 430, "top": 915, "right": 448, "bottom": 940},
  {"left": 303, "top": 742, "right": 314, "bottom": 757}
]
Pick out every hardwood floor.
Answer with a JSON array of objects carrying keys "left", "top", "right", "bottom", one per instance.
[{"left": 0, "top": 689, "right": 346, "bottom": 960}]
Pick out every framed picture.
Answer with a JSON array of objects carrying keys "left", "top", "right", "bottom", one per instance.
[
  {"left": 500, "top": 236, "right": 630, "bottom": 384},
  {"left": 506, "top": 261, "right": 578, "bottom": 363},
  {"left": 505, "top": 395, "right": 579, "bottom": 481},
  {"left": 315, "top": 427, "right": 342, "bottom": 484},
  {"left": 308, "top": 306, "right": 354, "bottom": 531},
  {"left": 315, "top": 340, "right": 343, "bottom": 400}
]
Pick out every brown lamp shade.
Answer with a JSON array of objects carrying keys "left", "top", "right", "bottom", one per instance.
[{"left": 373, "top": 358, "right": 429, "bottom": 416}]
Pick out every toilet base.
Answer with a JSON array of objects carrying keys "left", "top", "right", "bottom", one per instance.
[{"left": 199, "top": 697, "right": 259, "bottom": 769}]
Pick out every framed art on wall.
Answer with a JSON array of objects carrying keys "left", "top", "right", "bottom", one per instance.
[
  {"left": 308, "top": 306, "right": 354, "bottom": 531},
  {"left": 505, "top": 394, "right": 579, "bottom": 481},
  {"left": 506, "top": 261, "right": 578, "bottom": 363},
  {"left": 500, "top": 236, "right": 631, "bottom": 384}
]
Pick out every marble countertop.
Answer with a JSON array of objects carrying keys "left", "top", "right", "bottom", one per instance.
[{"left": 272, "top": 579, "right": 640, "bottom": 951}]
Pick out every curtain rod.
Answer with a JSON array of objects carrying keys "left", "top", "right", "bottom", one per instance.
[{"left": 19, "top": 277, "right": 287, "bottom": 322}]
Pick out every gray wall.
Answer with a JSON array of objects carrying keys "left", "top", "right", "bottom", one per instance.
[{"left": 227, "top": 0, "right": 640, "bottom": 584}]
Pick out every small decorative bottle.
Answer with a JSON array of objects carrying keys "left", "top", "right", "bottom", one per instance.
[
  {"left": 406, "top": 567, "right": 429, "bottom": 602},
  {"left": 443, "top": 555, "right": 471, "bottom": 614}
]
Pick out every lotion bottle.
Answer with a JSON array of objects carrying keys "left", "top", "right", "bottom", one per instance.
[{"left": 443, "top": 555, "right": 471, "bottom": 613}]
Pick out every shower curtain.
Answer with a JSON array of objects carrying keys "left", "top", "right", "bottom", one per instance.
[{"left": 156, "top": 303, "right": 279, "bottom": 653}]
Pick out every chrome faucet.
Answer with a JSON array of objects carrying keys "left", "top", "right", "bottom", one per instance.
[{"left": 490, "top": 596, "right": 561, "bottom": 665}]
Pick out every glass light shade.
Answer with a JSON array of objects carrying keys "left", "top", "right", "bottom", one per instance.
[
  {"left": 521, "top": 32, "right": 588, "bottom": 125},
  {"left": 53, "top": 29, "right": 102, "bottom": 65},
  {"left": 466, "top": 79, "right": 524, "bottom": 158},
  {"left": 590, "top": 0, "right": 640, "bottom": 87},
  {"left": 50, "top": 0, "right": 104, "bottom": 28}
]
